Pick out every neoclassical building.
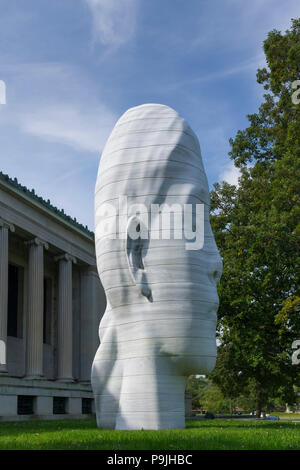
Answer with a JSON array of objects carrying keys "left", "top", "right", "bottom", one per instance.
[{"left": 0, "top": 172, "right": 106, "bottom": 420}]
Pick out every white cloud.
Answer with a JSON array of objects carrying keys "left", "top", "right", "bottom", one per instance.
[
  {"left": 0, "top": 62, "right": 116, "bottom": 153},
  {"left": 156, "top": 53, "right": 266, "bottom": 94},
  {"left": 17, "top": 103, "right": 115, "bottom": 153},
  {"left": 0, "top": 80, "right": 6, "bottom": 105},
  {"left": 219, "top": 162, "right": 240, "bottom": 186},
  {"left": 85, "top": 0, "right": 138, "bottom": 48},
  {"left": 228, "top": 0, "right": 299, "bottom": 35}
]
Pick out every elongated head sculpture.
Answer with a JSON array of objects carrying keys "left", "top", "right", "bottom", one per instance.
[{"left": 92, "top": 104, "right": 223, "bottom": 430}]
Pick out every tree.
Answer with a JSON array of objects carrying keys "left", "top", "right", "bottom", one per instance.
[
  {"left": 209, "top": 343, "right": 247, "bottom": 414},
  {"left": 210, "top": 18, "right": 300, "bottom": 417},
  {"left": 186, "top": 376, "right": 235, "bottom": 414},
  {"left": 186, "top": 375, "right": 209, "bottom": 410},
  {"left": 201, "top": 382, "right": 230, "bottom": 415}
]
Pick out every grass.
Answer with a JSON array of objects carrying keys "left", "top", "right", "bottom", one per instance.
[{"left": 0, "top": 418, "right": 299, "bottom": 450}]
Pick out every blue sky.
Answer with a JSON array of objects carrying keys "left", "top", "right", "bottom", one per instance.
[{"left": 0, "top": 0, "right": 299, "bottom": 230}]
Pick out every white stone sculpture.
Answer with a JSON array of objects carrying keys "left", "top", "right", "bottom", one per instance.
[{"left": 92, "top": 104, "right": 223, "bottom": 430}]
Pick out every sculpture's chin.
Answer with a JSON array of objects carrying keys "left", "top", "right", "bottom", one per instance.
[
  {"left": 194, "top": 354, "right": 216, "bottom": 375},
  {"left": 157, "top": 333, "right": 217, "bottom": 376},
  {"left": 173, "top": 354, "right": 216, "bottom": 377}
]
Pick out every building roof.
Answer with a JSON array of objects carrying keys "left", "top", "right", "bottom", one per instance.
[{"left": 0, "top": 171, "right": 94, "bottom": 238}]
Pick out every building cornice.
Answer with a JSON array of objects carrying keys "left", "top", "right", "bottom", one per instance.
[{"left": 0, "top": 172, "right": 94, "bottom": 240}]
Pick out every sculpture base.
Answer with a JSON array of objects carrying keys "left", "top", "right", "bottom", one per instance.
[{"left": 115, "top": 412, "right": 185, "bottom": 430}]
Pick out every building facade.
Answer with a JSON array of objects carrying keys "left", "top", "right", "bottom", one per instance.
[{"left": 0, "top": 173, "right": 106, "bottom": 420}]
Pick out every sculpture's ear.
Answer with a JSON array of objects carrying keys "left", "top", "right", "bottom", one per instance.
[{"left": 126, "top": 216, "right": 152, "bottom": 301}]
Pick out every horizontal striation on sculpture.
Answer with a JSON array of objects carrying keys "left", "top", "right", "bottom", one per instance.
[{"left": 92, "top": 104, "right": 223, "bottom": 430}]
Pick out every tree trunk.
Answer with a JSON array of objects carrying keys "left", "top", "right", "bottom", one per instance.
[
  {"left": 229, "top": 398, "right": 233, "bottom": 415},
  {"left": 256, "top": 398, "right": 262, "bottom": 419},
  {"left": 254, "top": 379, "right": 263, "bottom": 418}
]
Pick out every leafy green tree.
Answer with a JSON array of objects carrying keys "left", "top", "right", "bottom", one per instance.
[
  {"left": 210, "top": 18, "right": 300, "bottom": 417},
  {"left": 186, "top": 376, "right": 235, "bottom": 414},
  {"left": 186, "top": 375, "right": 209, "bottom": 410},
  {"left": 201, "top": 382, "right": 231, "bottom": 414},
  {"left": 209, "top": 343, "right": 247, "bottom": 413}
]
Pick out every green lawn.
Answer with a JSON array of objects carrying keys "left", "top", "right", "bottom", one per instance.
[{"left": 0, "top": 418, "right": 299, "bottom": 450}]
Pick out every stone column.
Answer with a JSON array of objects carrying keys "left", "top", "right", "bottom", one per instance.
[
  {"left": 0, "top": 219, "right": 14, "bottom": 375},
  {"left": 55, "top": 253, "right": 76, "bottom": 382},
  {"left": 80, "top": 266, "right": 105, "bottom": 382},
  {"left": 25, "top": 237, "right": 48, "bottom": 379}
]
